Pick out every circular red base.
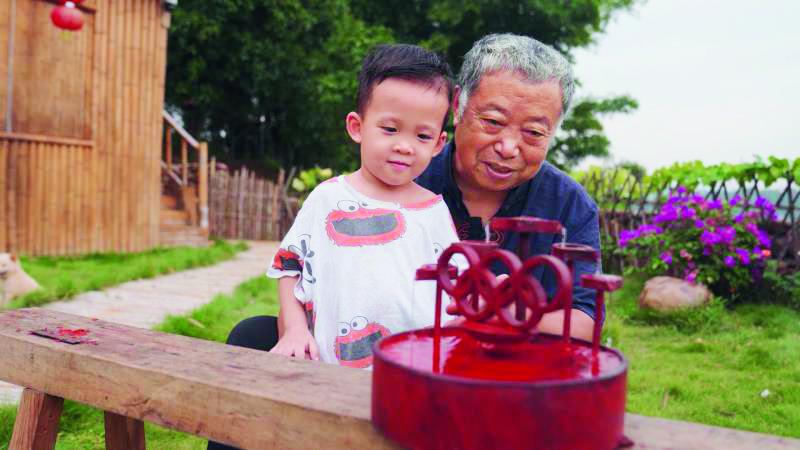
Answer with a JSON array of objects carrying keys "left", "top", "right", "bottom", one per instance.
[{"left": 372, "top": 328, "right": 628, "bottom": 450}]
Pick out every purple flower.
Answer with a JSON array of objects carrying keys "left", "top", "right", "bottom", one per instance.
[
  {"left": 655, "top": 205, "right": 680, "bottom": 223},
  {"left": 735, "top": 248, "right": 751, "bottom": 265},
  {"left": 724, "top": 255, "right": 736, "bottom": 267},
  {"left": 703, "top": 247, "right": 712, "bottom": 256},
  {"left": 638, "top": 224, "right": 664, "bottom": 235},
  {"left": 700, "top": 230, "right": 721, "bottom": 246},
  {"left": 720, "top": 226, "right": 736, "bottom": 244},
  {"left": 754, "top": 197, "right": 766, "bottom": 208},
  {"left": 681, "top": 207, "right": 697, "bottom": 219},
  {"left": 707, "top": 199, "right": 723, "bottom": 210},
  {"left": 677, "top": 186, "right": 687, "bottom": 194},
  {"left": 733, "top": 213, "right": 744, "bottom": 223},
  {"left": 618, "top": 229, "right": 640, "bottom": 248},
  {"left": 680, "top": 249, "right": 692, "bottom": 259},
  {"left": 694, "top": 219, "right": 705, "bottom": 229},
  {"left": 691, "top": 194, "right": 705, "bottom": 204},
  {"left": 729, "top": 194, "right": 742, "bottom": 207},
  {"left": 686, "top": 271, "right": 698, "bottom": 283},
  {"left": 757, "top": 230, "right": 771, "bottom": 247},
  {"left": 660, "top": 251, "right": 673, "bottom": 265},
  {"left": 745, "top": 223, "right": 759, "bottom": 235}
]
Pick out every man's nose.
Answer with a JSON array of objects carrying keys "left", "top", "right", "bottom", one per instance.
[{"left": 493, "top": 133, "right": 520, "bottom": 159}]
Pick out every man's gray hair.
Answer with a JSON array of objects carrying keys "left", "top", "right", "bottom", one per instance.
[{"left": 456, "top": 33, "right": 575, "bottom": 122}]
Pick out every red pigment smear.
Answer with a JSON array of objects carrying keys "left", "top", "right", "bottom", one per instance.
[
  {"left": 57, "top": 327, "right": 89, "bottom": 338},
  {"left": 379, "top": 329, "right": 624, "bottom": 382}
]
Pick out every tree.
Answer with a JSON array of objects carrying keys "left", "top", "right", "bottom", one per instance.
[{"left": 166, "top": 0, "right": 639, "bottom": 171}]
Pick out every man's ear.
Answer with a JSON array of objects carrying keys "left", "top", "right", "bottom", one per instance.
[
  {"left": 451, "top": 86, "right": 462, "bottom": 128},
  {"left": 345, "top": 112, "right": 363, "bottom": 144},
  {"left": 432, "top": 131, "right": 447, "bottom": 157}
]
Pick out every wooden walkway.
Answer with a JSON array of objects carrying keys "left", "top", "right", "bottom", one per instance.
[{"left": 0, "top": 241, "right": 279, "bottom": 404}]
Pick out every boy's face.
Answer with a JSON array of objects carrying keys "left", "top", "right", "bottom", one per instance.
[{"left": 346, "top": 78, "right": 449, "bottom": 190}]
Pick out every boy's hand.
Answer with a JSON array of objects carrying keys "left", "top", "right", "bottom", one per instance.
[{"left": 270, "top": 326, "right": 320, "bottom": 360}]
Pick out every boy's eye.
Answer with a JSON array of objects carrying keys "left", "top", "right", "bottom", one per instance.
[
  {"left": 381, "top": 127, "right": 397, "bottom": 133},
  {"left": 418, "top": 134, "right": 432, "bottom": 141}
]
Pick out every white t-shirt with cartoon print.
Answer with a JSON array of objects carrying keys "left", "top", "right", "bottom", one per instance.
[{"left": 267, "top": 175, "right": 460, "bottom": 368}]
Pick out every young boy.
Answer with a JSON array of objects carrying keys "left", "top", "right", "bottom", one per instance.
[{"left": 267, "top": 44, "right": 460, "bottom": 368}]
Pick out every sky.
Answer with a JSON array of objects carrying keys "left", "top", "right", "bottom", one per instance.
[{"left": 571, "top": 0, "right": 800, "bottom": 173}]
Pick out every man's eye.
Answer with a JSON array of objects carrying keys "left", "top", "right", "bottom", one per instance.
[
  {"left": 524, "top": 129, "right": 544, "bottom": 137},
  {"left": 482, "top": 118, "right": 502, "bottom": 127}
]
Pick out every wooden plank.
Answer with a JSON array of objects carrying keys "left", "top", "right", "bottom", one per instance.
[
  {"left": 9, "top": 388, "right": 64, "bottom": 450},
  {"left": 2, "top": 309, "right": 800, "bottom": 449},
  {"left": 0, "top": 308, "right": 388, "bottom": 449},
  {"left": 104, "top": 411, "right": 146, "bottom": 450}
]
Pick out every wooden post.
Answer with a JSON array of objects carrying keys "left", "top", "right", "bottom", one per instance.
[
  {"left": 198, "top": 142, "right": 209, "bottom": 232},
  {"left": 180, "top": 138, "right": 188, "bottom": 185},
  {"left": 165, "top": 125, "right": 173, "bottom": 175},
  {"left": 104, "top": 411, "right": 146, "bottom": 450},
  {"left": 9, "top": 388, "right": 64, "bottom": 450}
]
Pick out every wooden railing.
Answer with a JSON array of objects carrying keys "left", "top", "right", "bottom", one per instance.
[{"left": 162, "top": 111, "right": 208, "bottom": 232}]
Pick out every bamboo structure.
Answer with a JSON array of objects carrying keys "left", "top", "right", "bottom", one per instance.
[
  {"left": 209, "top": 168, "right": 299, "bottom": 241},
  {"left": 0, "top": 0, "right": 170, "bottom": 256}
]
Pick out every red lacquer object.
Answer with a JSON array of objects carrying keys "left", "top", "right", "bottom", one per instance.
[
  {"left": 51, "top": 1, "right": 84, "bottom": 31},
  {"left": 372, "top": 217, "right": 629, "bottom": 450}
]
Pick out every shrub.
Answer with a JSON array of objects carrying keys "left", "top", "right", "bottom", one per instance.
[{"left": 617, "top": 187, "right": 776, "bottom": 304}]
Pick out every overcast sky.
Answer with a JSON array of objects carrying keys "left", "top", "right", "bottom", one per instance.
[{"left": 570, "top": 0, "right": 800, "bottom": 173}]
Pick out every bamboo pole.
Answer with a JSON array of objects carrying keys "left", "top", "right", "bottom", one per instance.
[
  {"left": 198, "top": 142, "right": 208, "bottom": 232},
  {"left": 6, "top": 142, "right": 15, "bottom": 253},
  {"left": 30, "top": 142, "right": 40, "bottom": 256},
  {"left": 0, "top": 140, "right": 7, "bottom": 251}
]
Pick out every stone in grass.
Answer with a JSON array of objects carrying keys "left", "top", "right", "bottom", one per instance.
[{"left": 639, "top": 276, "right": 711, "bottom": 312}]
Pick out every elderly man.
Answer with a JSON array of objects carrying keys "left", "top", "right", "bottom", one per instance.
[{"left": 416, "top": 33, "right": 600, "bottom": 340}]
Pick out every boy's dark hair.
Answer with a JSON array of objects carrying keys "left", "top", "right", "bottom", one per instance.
[{"left": 356, "top": 44, "right": 454, "bottom": 129}]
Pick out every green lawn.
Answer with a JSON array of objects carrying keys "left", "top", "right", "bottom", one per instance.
[
  {"left": 2, "top": 240, "right": 248, "bottom": 310},
  {"left": 2, "top": 273, "right": 799, "bottom": 448}
]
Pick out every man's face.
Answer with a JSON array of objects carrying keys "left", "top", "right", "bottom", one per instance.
[{"left": 453, "top": 71, "right": 562, "bottom": 194}]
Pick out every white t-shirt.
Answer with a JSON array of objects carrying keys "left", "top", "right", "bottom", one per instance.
[{"left": 267, "top": 175, "right": 460, "bottom": 367}]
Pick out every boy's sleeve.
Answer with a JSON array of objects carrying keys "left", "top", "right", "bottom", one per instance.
[{"left": 266, "top": 191, "right": 319, "bottom": 302}]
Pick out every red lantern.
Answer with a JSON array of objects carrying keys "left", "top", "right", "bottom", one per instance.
[{"left": 51, "top": 2, "right": 84, "bottom": 31}]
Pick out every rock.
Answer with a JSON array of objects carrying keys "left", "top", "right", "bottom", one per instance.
[{"left": 639, "top": 276, "right": 711, "bottom": 312}]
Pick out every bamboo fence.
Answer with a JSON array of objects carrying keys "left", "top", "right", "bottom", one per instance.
[{"left": 209, "top": 167, "right": 299, "bottom": 241}]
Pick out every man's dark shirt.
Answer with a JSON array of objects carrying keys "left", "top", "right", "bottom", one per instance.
[{"left": 416, "top": 141, "right": 601, "bottom": 321}]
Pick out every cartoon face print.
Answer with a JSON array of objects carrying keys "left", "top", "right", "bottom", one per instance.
[
  {"left": 287, "top": 234, "right": 315, "bottom": 283},
  {"left": 334, "top": 316, "right": 391, "bottom": 368},
  {"left": 272, "top": 235, "right": 315, "bottom": 284},
  {"left": 326, "top": 200, "right": 406, "bottom": 246}
]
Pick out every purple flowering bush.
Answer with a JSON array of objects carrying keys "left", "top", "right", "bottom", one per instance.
[{"left": 618, "top": 187, "right": 776, "bottom": 303}]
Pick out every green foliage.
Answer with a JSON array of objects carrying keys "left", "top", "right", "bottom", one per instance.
[
  {"left": 291, "top": 166, "right": 334, "bottom": 197},
  {"left": 616, "top": 188, "right": 775, "bottom": 304},
  {"left": 166, "top": 0, "right": 639, "bottom": 172},
  {"left": 2, "top": 240, "right": 248, "bottom": 310},
  {"left": 549, "top": 95, "right": 638, "bottom": 170}
]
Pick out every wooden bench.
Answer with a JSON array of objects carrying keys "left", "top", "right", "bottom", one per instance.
[{"left": 1, "top": 308, "right": 798, "bottom": 449}]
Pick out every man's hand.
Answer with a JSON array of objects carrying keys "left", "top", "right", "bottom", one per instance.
[{"left": 270, "top": 326, "right": 320, "bottom": 360}]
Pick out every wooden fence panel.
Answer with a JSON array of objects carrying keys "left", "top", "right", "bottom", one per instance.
[{"left": 209, "top": 168, "right": 298, "bottom": 241}]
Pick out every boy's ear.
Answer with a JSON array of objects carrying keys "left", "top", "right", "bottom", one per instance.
[
  {"left": 432, "top": 131, "right": 448, "bottom": 157},
  {"left": 10, "top": 254, "right": 16, "bottom": 262},
  {"left": 345, "top": 112, "right": 363, "bottom": 144},
  {"left": 451, "top": 86, "right": 462, "bottom": 128}
]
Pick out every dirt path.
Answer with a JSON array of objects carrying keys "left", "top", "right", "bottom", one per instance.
[{"left": 0, "top": 241, "right": 279, "bottom": 405}]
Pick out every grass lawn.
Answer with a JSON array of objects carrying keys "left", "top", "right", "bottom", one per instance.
[
  {"left": 2, "top": 240, "right": 248, "bottom": 311},
  {"left": 2, "top": 273, "right": 798, "bottom": 448}
]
